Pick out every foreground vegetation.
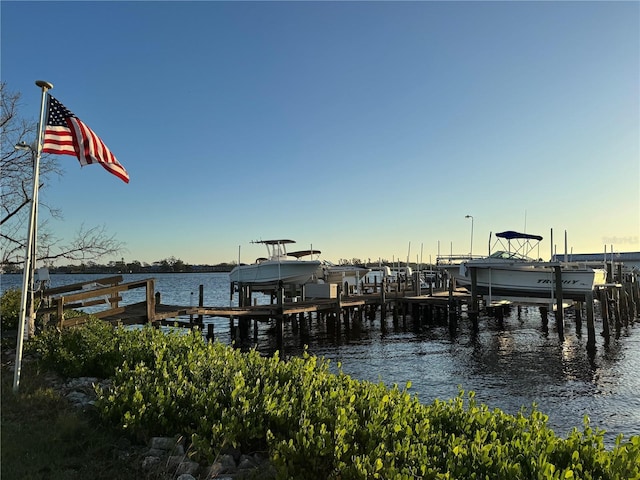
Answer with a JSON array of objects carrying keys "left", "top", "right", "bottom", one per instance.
[
  {"left": 1, "top": 351, "right": 142, "bottom": 479},
  {"left": 2, "top": 288, "right": 639, "bottom": 479},
  {"left": 11, "top": 317, "right": 636, "bottom": 479}
]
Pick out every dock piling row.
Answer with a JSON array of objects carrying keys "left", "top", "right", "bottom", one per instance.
[{"left": 32, "top": 268, "right": 639, "bottom": 352}]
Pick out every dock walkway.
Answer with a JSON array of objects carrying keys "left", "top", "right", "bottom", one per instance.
[{"left": 34, "top": 274, "right": 637, "bottom": 350}]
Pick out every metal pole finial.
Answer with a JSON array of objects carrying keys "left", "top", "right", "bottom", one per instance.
[{"left": 35, "top": 80, "right": 53, "bottom": 90}]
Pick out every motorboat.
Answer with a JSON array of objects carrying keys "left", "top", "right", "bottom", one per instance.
[
  {"left": 321, "top": 262, "right": 370, "bottom": 291},
  {"left": 288, "top": 250, "right": 370, "bottom": 292},
  {"left": 439, "top": 231, "right": 607, "bottom": 300},
  {"left": 229, "top": 240, "right": 321, "bottom": 287}
]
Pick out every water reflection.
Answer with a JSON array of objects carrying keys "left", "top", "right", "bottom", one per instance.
[{"left": 252, "top": 303, "right": 639, "bottom": 446}]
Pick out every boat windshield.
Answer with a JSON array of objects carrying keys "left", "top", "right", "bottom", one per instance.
[{"left": 488, "top": 251, "right": 535, "bottom": 261}]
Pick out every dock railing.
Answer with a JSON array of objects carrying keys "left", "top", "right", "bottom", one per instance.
[{"left": 38, "top": 275, "right": 156, "bottom": 328}]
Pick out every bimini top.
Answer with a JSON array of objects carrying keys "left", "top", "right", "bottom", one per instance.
[
  {"left": 495, "top": 231, "right": 543, "bottom": 241},
  {"left": 251, "top": 239, "right": 296, "bottom": 245},
  {"left": 288, "top": 249, "right": 321, "bottom": 259}
]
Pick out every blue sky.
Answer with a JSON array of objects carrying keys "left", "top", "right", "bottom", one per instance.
[{"left": 2, "top": 1, "right": 638, "bottom": 266}]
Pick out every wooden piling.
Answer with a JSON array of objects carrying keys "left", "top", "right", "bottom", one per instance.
[
  {"left": 198, "top": 284, "right": 204, "bottom": 325},
  {"left": 575, "top": 301, "right": 583, "bottom": 332},
  {"left": 599, "top": 289, "right": 609, "bottom": 324},
  {"left": 206, "top": 323, "right": 214, "bottom": 341},
  {"left": 470, "top": 267, "right": 479, "bottom": 315},
  {"left": 613, "top": 287, "right": 622, "bottom": 331},
  {"left": 585, "top": 291, "right": 596, "bottom": 348},
  {"left": 540, "top": 306, "right": 549, "bottom": 333},
  {"left": 600, "top": 288, "right": 611, "bottom": 340},
  {"left": 276, "top": 282, "right": 285, "bottom": 347},
  {"left": 554, "top": 265, "right": 564, "bottom": 340}
]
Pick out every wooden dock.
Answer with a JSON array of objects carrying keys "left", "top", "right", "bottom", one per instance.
[{"left": 33, "top": 272, "right": 638, "bottom": 350}]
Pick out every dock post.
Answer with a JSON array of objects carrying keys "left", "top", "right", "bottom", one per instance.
[
  {"left": 617, "top": 263, "right": 623, "bottom": 284},
  {"left": 625, "top": 283, "right": 636, "bottom": 323},
  {"left": 335, "top": 284, "right": 343, "bottom": 327},
  {"left": 599, "top": 288, "right": 609, "bottom": 323},
  {"left": 632, "top": 275, "right": 640, "bottom": 318},
  {"left": 146, "top": 279, "right": 156, "bottom": 324},
  {"left": 600, "top": 288, "right": 611, "bottom": 340},
  {"left": 540, "top": 306, "right": 549, "bottom": 333},
  {"left": 622, "top": 284, "right": 631, "bottom": 326},
  {"left": 448, "top": 279, "right": 457, "bottom": 333},
  {"left": 239, "top": 317, "right": 250, "bottom": 341},
  {"left": 585, "top": 291, "right": 596, "bottom": 349},
  {"left": 575, "top": 301, "right": 583, "bottom": 333},
  {"left": 276, "top": 316, "right": 284, "bottom": 350},
  {"left": 613, "top": 287, "right": 622, "bottom": 332},
  {"left": 470, "top": 267, "right": 479, "bottom": 315},
  {"left": 554, "top": 265, "right": 564, "bottom": 340},
  {"left": 229, "top": 316, "right": 236, "bottom": 342},
  {"left": 274, "top": 281, "right": 285, "bottom": 349},
  {"left": 392, "top": 298, "right": 399, "bottom": 325},
  {"left": 380, "top": 280, "right": 387, "bottom": 320},
  {"left": 198, "top": 284, "right": 204, "bottom": 325},
  {"left": 206, "top": 323, "right": 214, "bottom": 342}
]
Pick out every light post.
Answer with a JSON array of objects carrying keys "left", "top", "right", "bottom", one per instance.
[{"left": 465, "top": 214, "right": 474, "bottom": 257}]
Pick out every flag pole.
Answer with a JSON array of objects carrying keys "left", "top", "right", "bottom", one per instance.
[{"left": 13, "top": 80, "right": 53, "bottom": 393}]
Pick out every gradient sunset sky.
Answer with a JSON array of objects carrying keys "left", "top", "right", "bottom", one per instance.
[{"left": 2, "top": 1, "right": 638, "bottom": 266}]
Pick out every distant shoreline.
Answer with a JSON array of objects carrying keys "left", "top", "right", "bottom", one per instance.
[{"left": 1, "top": 266, "right": 234, "bottom": 275}]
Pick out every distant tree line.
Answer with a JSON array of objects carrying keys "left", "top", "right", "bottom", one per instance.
[{"left": 1, "top": 257, "right": 235, "bottom": 274}]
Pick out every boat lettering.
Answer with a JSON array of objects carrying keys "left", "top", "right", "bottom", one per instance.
[{"left": 536, "top": 279, "right": 580, "bottom": 285}]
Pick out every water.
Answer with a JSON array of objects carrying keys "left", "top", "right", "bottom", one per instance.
[{"left": 2, "top": 272, "right": 639, "bottom": 445}]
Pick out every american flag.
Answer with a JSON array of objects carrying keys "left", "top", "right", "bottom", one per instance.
[{"left": 42, "top": 95, "right": 129, "bottom": 183}]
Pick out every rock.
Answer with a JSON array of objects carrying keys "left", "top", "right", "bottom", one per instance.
[
  {"left": 65, "top": 376, "right": 99, "bottom": 389},
  {"left": 203, "top": 462, "right": 224, "bottom": 478},
  {"left": 147, "top": 448, "right": 168, "bottom": 457},
  {"left": 176, "top": 475, "right": 197, "bottom": 480},
  {"left": 238, "top": 454, "right": 258, "bottom": 470},
  {"left": 149, "top": 436, "right": 180, "bottom": 451},
  {"left": 166, "top": 455, "right": 183, "bottom": 469},
  {"left": 174, "top": 460, "right": 199, "bottom": 476},
  {"left": 66, "top": 391, "right": 90, "bottom": 405},
  {"left": 141, "top": 455, "right": 161, "bottom": 471},
  {"left": 220, "top": 454, "right": 237, "bottom": 471},
  {"left": 223, "top": 446, "right": 242, "bottom": 462}
]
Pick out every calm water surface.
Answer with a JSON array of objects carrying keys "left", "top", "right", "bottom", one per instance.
[{"left": 2, "top": 272, "right": 639, "bottom": 445}]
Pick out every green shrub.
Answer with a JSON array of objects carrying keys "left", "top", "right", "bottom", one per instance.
[
  {"left": 1, "top": 288, "right": 21, "bottom": 330},
  {"left": 30, "top": 322, "right": 640, "bottom": 479},
  {"left": 28, "top": 319, "right": 162, "bottom": 378}
]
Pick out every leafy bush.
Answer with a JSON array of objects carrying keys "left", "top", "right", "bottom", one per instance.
[
  {"left": 31, "top": 322, "right": 640, "bottom": 479},
  {"left": 1, "top": 288, "right": 21, "bottom": 330},
  {"left": 28, "top": 319, "right": 161, "bottom": 378}
]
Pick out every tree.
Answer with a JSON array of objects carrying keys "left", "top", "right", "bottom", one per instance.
[{"left": 0, "top": 82, "right": 125, "bottom": 269}]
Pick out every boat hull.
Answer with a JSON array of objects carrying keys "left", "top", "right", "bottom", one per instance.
[
  {"left": 229, "top": 260, "right": 321, "bottom": 286},
  {"left": 446, "top": 263, "right": 607, "bottom": 300},
  {"left": 324, "top": 266, "right": 370, "bottom": 285}
]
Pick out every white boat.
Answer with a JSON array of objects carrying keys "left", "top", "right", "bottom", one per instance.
[
  {"left": 229, "top": 240, "right": 321, "bottom": 287},
  {"left": 322, "top": 262, "right": 369, "bottom": 285},
  {"left": 440, "top": 231, "right": 607, "bottom": 300},
  {"left": 288, "top": 250, "right": 370, "bottom": 291},
  {"left": 363, "top": 266, "right": 391, "bottom": 284}
]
